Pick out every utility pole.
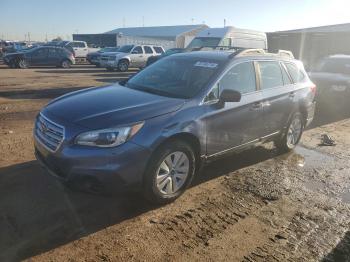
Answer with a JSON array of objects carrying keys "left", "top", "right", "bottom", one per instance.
[
  {"left": 28, "top": 32, "right": 30, "bottom": 43},
  {"left": 191, "top": 18, "right": 194, "bottom": 24},
  {"left": 224, "top": 19, "right": 226, "bottom": 28},
  {"left": 142, "top": 16, "right": 145, "bottom": 27}
]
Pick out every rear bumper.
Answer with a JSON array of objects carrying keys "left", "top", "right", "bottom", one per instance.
[{"left": 306, "top": 101, "right": 316, "bottom": 127}]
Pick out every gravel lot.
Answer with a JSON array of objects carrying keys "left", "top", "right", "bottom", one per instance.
[{"left": 0, "top": 64, "right": 349, "bottom": 262}]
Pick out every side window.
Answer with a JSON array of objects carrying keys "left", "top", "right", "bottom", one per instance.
[
  {"left": 48, "top": 48, "right": 60, "bottom": 58},
  {"left": 220, "top": 38, "right": 231, "bottom": 47},
  {"left": 132, "top": 46, "right": 143, "bottom": 54},
  {"left": 284, "top": 62, "right": 306, "bottom": 83},
  {"left": 33, "top": 48, "right": 48, "bottom": 58},
  {"left": 219, "top": 62, "right": 256, "bottom": 94},
  {"left": 280, "top": 63, "right": 292, "bottom": 85},
  {"left": 71, "top": 42, "right": 85, "bottom": 48},
  {"left": 205, "top": 84, "right": 220, "bottom": 103},
  {"left": 144, "top": 46, "right": 153, "bottom": 54},
  {"left": 258, "top": 61, "right": 284, "bottom": 89},
  {"left": 153, "top": 46, "right": 164, "bottom": 54}
]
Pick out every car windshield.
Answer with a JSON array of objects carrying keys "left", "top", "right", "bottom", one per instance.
[
  {"left": 164, "top": 48, "right": 184, "bottom": 56},
  {"left": 118, "top": 45, "right": 134, "bottom": 53},
  {"left": 125, "top": 56, "right": 223, "bottom": 99},
  {"left": 316, "top": 58, "right": 350, "bottom": 75},
  {"left": 187, "top": 37, "right": 222, "bottom": 49}
]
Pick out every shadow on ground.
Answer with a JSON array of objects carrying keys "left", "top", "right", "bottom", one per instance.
[
  {"left": 0, "top": 86, "right": 92, "bottom": 100},
  {"left": 0, "top": 145, "right": 282, "bottom": 261},
  {"left": 323, "top": 231, "right": 350, "bottom": 262}
]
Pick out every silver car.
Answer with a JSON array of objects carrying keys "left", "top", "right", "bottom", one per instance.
[{"left": 100, "top": 45, "right": 164, "bottom": 72}]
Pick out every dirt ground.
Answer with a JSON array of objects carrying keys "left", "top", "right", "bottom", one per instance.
[{"left": 0, "top": 63, "right": 349, "bottom": 262}]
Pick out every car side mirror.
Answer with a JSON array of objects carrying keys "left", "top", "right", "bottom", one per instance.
[{"left": 219, "top": 89, "right": 241, "bottom": 103}]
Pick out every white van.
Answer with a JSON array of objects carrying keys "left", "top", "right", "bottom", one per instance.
[{"left": 187, "top": 26, "right": 267, "bottom": 50}]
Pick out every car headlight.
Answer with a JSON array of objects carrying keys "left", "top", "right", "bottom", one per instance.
[{"left": 75, "top": 122, "right": 144, "bottom": 147}]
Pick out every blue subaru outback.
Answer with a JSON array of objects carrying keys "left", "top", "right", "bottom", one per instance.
[{"left": 34, "top": 49, "right": 316, "bottom": 204}]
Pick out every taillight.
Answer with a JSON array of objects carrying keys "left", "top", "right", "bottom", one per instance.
[{"left": 310, "top": 84, "right": 317, "bottom": 95}]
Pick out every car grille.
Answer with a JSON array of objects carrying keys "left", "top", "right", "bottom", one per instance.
[{"left": 35, "top": 114, "right": 64, "bottom": 152}]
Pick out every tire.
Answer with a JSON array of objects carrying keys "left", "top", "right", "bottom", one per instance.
[
  {"left": 274, "top": 112, "right": 304, "bottom": 152},
  {"left": 143, "top": 140, "right": 196, "bottom": 205},
  {"left": 18, "top": 59, "right": 28, "bottom": 69},
  {"left": 118, "top": 60, "right": 129, "bottom": 72},
  {"left": 61, "top": 60, "right": 71, "bottom": 68}
]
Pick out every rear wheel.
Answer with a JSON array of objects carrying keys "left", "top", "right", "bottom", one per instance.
[
  {"left": 118, "top": 60, "right": 129, "bottom": 72},
  {"left": 275, "top": 112, "right": 304, "bottom": 152},
  {"left": 143, "top": 140, "right": 196, "bottom": 204},
  {"left": 61, "top": 60, "right": 71, "bottom": 68},
  {"left": 18, "top": 59, "right": 28, "bottom": 69}
]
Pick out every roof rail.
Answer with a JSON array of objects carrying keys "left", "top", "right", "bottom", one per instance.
[
  {"left": 235, "top": 49, "right": 266, "bottom": 57},
  {"left": 277, "top": 50, "right": 294, "bottom": 59}
]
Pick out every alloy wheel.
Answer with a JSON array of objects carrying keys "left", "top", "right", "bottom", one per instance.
[
  {"left": 286, "top": 117, "right": 302, "bottom": 148},
  {"left": 156, "top": 151, "right": 190, "bottom": 195}
]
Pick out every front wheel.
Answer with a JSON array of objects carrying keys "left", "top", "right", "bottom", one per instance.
[
  {"left": 61, "top": 60, "right": 71, "bottom": 68},
  {"left": 118, "top": 60, "right": 129, "bottom": 72},
  {"left": 275, "top": 112, "right": 304, "bottom": 152},
  {"left": 18, "top": 59, "right": 28, "bottom": 69},
  {"left": 143, "top": 140, "right": 196, "bottom": 205}
]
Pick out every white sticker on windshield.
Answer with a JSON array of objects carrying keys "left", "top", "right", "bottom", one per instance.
[{"left": 194, "top": 62, "right": 218, "bottom": 68}]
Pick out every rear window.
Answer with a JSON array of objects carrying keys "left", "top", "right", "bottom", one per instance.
[
  {"left": 284, "top": 62, "right": 306, "bottom": 83},
  {"left": 153, "top": 47, "right": 164, "bottom": 54},
  {"left": 258, "top": 61, "right": 284, "bottom": 89},
  {"left": 70, "top": 42, "right": 85, "bottom": 48}
]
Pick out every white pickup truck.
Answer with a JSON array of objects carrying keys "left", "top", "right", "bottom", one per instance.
[{"left": 65, "top": 41, "right": 100, "bottom": 58}]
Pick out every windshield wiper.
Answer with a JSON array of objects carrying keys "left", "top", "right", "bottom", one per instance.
[{"left": 126, "top": 83, "right": 184, "bottom": 98}]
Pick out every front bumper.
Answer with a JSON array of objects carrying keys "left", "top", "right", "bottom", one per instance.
[
  {"left": 100, "top": 59, "right": 118, "bottom": 68},
  {"left": 34, "top": 134, "right": 151, "bottom": 193}
]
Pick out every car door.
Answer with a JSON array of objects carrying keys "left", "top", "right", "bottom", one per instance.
[
  {"left": 204, "top": 61, "right": 266, "bottom": 156},
  {"left": 256, "top": 60, "right": 295, "bottom": 135},
  {"left": 30, "top": 48, "right": 49, "bottom": 66},
  {"left": 130, "top": 46, "right": 144, "bottom": 67},
  {"left": 143, "top": 46, "right": 155, "bottom": 66},
  {"left": 47, "top": 48, "right": 61, "bottom": 66}
]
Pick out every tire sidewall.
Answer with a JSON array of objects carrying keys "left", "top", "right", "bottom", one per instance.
[
  {"left": 144, "top": 141, "right": 196, "bottom": 204},
  {"left": 18, "top": 59, "right": 28, "bottom": 69},
  {"left": 118, "top": 60, "right": 129, "bottom": 72},
  {"left": 61, "top": 60, "right": 71, "bottom": 68},
  {"left": 279, "top": 112, "right": 304, "bottom": 151}
]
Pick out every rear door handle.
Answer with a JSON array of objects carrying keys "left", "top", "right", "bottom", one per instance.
[{"left": 252, "top": 102, "right": 262, "bottom": 110}]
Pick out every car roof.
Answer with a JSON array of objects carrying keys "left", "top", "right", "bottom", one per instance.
[
  {"left": 173, "top": 51, "right": 233, "bottom": 61},
  {"left": 171, "top": 50, "right": 297, "bottom": 63}
]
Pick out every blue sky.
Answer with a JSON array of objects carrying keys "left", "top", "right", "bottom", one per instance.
[{"left": 2, "top": 0, "right": 350, "bottom": 41}]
